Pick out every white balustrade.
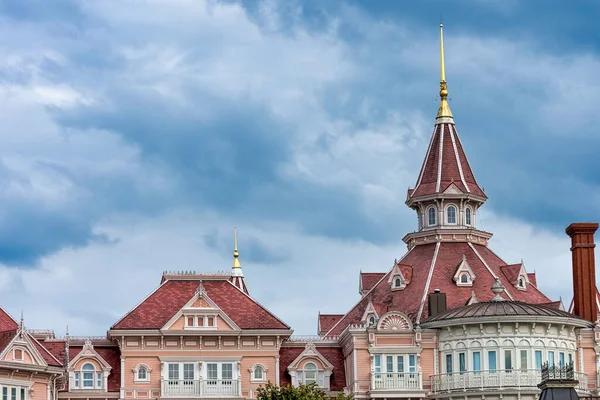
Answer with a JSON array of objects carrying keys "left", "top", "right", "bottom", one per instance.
[
  {"left": 161, "top": 379, "right": 239, "bottom": 397},
  {"left": 430, "top": 370, "right": 588, "bottom": 394},
  {"left": 371, "top": 372, "right": 423, "bottom": 390}
]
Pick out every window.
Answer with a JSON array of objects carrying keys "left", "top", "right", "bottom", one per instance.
[
  {"left": 303, "top": 363, "right": 317, "bottom": 385},
  {"left": 169, "top": 364, "right": 180, "bottom": 381},
  {"left": 138, "top": 368, "right": 147, "bottom": 380},
  {"left": 488, "top": 351, "right": 497, "bottom": 372},
  {"left": 253, "top": 365, "right": 265, "bottom": 381},
  {"left": 559, "top": 353, "right": 565, "bottom": 367},
  {"left": 427, "top": 207, "right": 436, "bottom": 226},
  {"left": 397, "top": 356, "right": 404, "bottom": 373},
  {"left": 394, "top": 278, "right": 402, "bottom": 288},
  {"left": 184, "top": 315, "right": 217, "bottom": 329},
  {"left": 183, "top": 363, "right": 195, "bottom": 382},
  {"left": 374, "top": 355, "right": 381, "bottom": 374},
  {"left": 535, "top": 351, "right": 543, "bottom": 370},
  {"left": 504, "top": 350, "right": 512, "bottom": 371},
  {"left": 368, "top": 315, "right": 376, "bottom": 326},
  {"left": 568, "top": 353, "right": 573, "bottom": 366},
  {"left": 446, "top": 206, "right": 457, "bottom": 224},
  {"left": 459, "top": 353, "right": 466, "bottom": 374},
  {"left": 518, "top": 278, "right": 525, "bottom": 288},
  {"left": 74, "top": 373, "right": 80, "bottom": 387},
  {"left": 13, "top": 349, "right": 23, "bottom": 361},
  {"left": 473, "top": 352, "right": 481, "bottom": 374},
  {"left": 202, "top": 362, "right": 236, "bottom": 385},
  {"left": 445, "top": 354, "right": 453, "bottom": 374},
  {"left": 520, "top": 350, "right": 528, "bottom": 371},
  {"left": 465, "top": 207, "right": 472, "bottom": 225},
  {"left": 408, "top": 355, "right": 416, "bottom": 377},
  {"left": 1, "top": 387, "right": 26, "bottom": 400},
  {"left": 207, "top": 364, "right": 217, "bottom": 381},
  {"left": 82, "top": 363, "right": 95, "bottom": 388},
  {"left": 96, "top": 372, "right": 102, "bottom": 388},
  {"left": 134, "top": 364, "right": 152, "bottom": 382},
  {"left": 548, "top": 351, "right": 555, "bottom": 367},
  {"left": 460, "top": 274, "right": 468, "bottom": 284}
]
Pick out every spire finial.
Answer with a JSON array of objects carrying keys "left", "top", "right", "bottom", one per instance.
[
  {"left": 437, "top": 22, "right": 453, "bottom": 119},
  {"left": 232, "top": 226, "right": 241, "bottom": 269},
  {"left": 19, "top": 310, "right": 23, "bottom": 330}
]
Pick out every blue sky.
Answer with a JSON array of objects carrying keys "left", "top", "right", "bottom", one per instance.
[{"left": 0, "top": 0, "right": 599, "bottom": 335}]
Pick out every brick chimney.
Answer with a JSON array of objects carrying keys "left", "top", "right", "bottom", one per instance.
[{"left": 566, "top": 222, "right": 599, "bottom": 323}]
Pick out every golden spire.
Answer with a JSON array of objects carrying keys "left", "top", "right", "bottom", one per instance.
[
  {"left": 437, "top": 23, "right": 453, "bottom": 119},
  {"left": 232, "top": 226, "right": 241, "bottom": 269}
]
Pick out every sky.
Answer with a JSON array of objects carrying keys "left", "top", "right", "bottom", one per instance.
[{"left": 0, "top": 0, "right": 599, "bottom": 336}]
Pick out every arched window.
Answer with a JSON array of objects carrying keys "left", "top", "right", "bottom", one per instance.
[
  {"left": 303, "top": 363, "right": 317, "bottom": 385},
  {"left": 394, "top": 278, "right": 402, "bottom": 288},
  {"left": 465, "top": 208, "right": 472, "bottom": 226},
  {"left": 368, "top": 315, "right": 376, "bottom": 326},
  {"left": 447, "top": 206, "right": 457, "bottom": 224},
  {"left": 519, "top": 278, "right": 524, "bottom": 288},
  {"left": 460, "top": 274, "right": 468, "bottom": 284},
  {"left": 138, "top": 366, "right": 147, "bottom": 381},
  {"left": 82, "top": 363, "right": 95, "bottom": 388},
  {"left": 427, "top": 207, "right": 437, "bottom": 226},
  {"left": 254, "top": 366, "right": 265, "bottom": 380}
]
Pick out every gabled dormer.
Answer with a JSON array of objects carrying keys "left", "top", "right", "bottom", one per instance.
[
  {"left": 161, "top": 282, "right": 241, "bottom": 332},
  {"left": 68, "top": 339, "right": 112, "bottom": 392},
  {"left": 287, "top": 342, "right": 335, "bottom": 390},
  {"left": 500, "top": 261, "right": 529, "bottom": 291},
  {"left": 361, "top": 299, "right": 380, "bottom": 327},
  {"left": 453, "top": 255, "right": 475, "bottom": 287},
  {"left": 388, "top": 263, "right": 412, "bottom": 291}
]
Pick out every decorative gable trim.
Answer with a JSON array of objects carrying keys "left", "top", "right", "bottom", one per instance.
[
  {"left": 161, "top": 285, "right": 241, "bottom": 331},
  {"left": 69, "top": 339, "right": 113, "bottom": 371},
  {"left": 0, "top": 330, "right": 48, "bottom": 367},
  {"left": 501, "top": 261, "right": 529, "bottom": 291},
  {"left": 377, "top": 312, "right": 412, "bottom": 331},
  {"left": 453, "top": 255, "right": 475, "bottom": 287},
  {"left": 387, "top": 263, "right": 412, "bottom": 291},
  {"left": 442, "top": 182, "right": 464, "bottom": 195},
  {"left": 361, "top": 300, "right": 379, "bottom": 327},
  {"left": 287, "top": 342, "right": 335, "bottom": 372},
  {"left": 467, "top": 290, "right": 478, "bottom": 305}
]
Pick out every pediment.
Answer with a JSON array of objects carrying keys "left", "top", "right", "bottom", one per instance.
[
  {"left": 377, "top": 312, "right": 412, "bottom": 331},
  {"left": 70, "top": 339, "right": 112, "bottom": 371},
  {"left": 161, "top": 282, "right": 240, "bottom": 331},
  {"left": 453, "top": 255, "right": 476, "bottom": 286},
  {"left": 443, "top": 182, "right": 464, "bottom": 195},
  {"left": 287, "top": 342, "right": 334, "bottom": 372},
  {"left": 0, "top": 331, "right": 49, "bottom": 366}
]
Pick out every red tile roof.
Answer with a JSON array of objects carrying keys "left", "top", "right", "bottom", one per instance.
[
  {"left": 0, "top": 307, "right": 18, "bottom": 332},
  {"left": 318, "top": 314, "right": 344, "bottom": 335},
  {"left": 69, "top": 345, "right": 121, "bottom": 392},
  {"left": 29, "top": 334, "right": 62, "bottom": 367},
  {"left": 112, "top": 279, "right": 289, "bottom": 330},
  {"left": 409, "top": 123, "right": 486, "bottom": 200},
  {"left": 540, "top": 301, "right": 562, "bottom": 310},
  {"left": 326, "top": 242, "right": 552, "bottom": 336},
  {"left": 360, "top": 273, "right": 385, "bottom": 294},
  {"left": 500, "top": 263, "right": 522, "bottom": 284},
  {"left": 279, "top": 346, "right": 345, "bottom": 391},
  {"left": 40, "top": 340, "right": 66, "bottom": 366},
  {"left": 0, "top": 330, "right": 16, "bottom": 354}
]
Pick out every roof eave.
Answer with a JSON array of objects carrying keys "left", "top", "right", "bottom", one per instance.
[{"left": 421, "top": 314, "right": 592, "bottom": 329}]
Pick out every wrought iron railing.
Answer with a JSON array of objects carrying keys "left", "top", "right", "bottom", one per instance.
[
  {"left": 430, "top": 369, "right": 588, "bottom": 394},
  {"left": 541, "top": 362, "right": 575, "bottom": 381}
]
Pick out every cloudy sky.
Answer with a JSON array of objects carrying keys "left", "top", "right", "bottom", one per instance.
[{"left": 0, "top": 0, "right": 599, "bottom": 336}]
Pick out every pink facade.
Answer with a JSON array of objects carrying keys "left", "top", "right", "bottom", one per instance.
[{"left": 2, "top": 24, "right": 600, "bottom": 400}]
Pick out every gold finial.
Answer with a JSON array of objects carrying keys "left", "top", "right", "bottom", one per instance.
[
  {"left": 232, "top": 227, "right": 241, "bottom": 269},
  {"left": 437, "top": 23, "right": 453, "bottom": 119}
]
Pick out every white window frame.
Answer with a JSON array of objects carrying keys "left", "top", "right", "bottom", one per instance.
[
  {"left": 184, "top": 315, "right": 218, "bottom": 329},
  {"left": 249, "top": 364, "right": 267, "bottom": 383},
  {"left": 446, "top": 205, "right": 457, "bottom": 225},
  {"left": 427, "top": 206, "right": 437, "bottom": 226},
  {"left": 297, "top": 362, "right": 326, "bottom": 388},
  {"left": 12, "top": 348, "right": 24, "bottom": 362},
  {"left": 465, "top": 207, "right": 472, "bottom": 226},
  {"left": 133, "top": 364, "right": 152, "bottom": 383},
  {"left": 1, "top": 386, "right": 28, "bottom": 400}
]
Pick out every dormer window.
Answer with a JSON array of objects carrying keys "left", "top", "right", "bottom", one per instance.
[
  {"left": 394, "top": 278, "right": 402, "bottom": 288},
  {"left": 518, "top": 277, "right": 526, "bottom": 289},
  {"left": 460, "top": 274, "right": 468, "bottom": 284},
  {"left": 184, "top": 315, "right": 217, "bottom": 329},
  {"left": 73, "top": 363, "right": 103, "bottom": 389},
  {"left": 368, "top": 315, "right": 377, "bottom": 326},
  {"left": 465, "top": 207, "right": 472, "bottom": 226},
  {"left": 446, "top": 205, "right": 457, "bottom": 224},
  {"left": 427, "top": 207, "right": 437, "bottom": 226}
]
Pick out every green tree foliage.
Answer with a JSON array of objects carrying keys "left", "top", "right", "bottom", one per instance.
[{"left": 255, "top": 382, "right": 352, "bottom": 400}]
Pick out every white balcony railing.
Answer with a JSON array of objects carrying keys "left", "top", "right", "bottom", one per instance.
[
  {"left": 430, "top": 370, "right": 588, "bottom": 394},
  {"left": 161, "top": 379, "right": 240, "bottom": 397},
  {"left": 371, "top": 372, "right": 423, "bottom": 390}
]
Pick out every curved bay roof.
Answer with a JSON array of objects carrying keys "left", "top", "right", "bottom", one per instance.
[{"left": 421, "top": 300, "right": 592, "bottom": 328}]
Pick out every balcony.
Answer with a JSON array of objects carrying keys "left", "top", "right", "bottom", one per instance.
[
  {"left": 430, "top": 370, "right": 588, "bottom": 395},
  {"left": 161, "top": 379, "right": 240, "bottom": 398},
  {"left": 370, "top": 372, "right": 425, "bottom": 397}
]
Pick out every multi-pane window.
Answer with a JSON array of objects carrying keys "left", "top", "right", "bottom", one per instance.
[
  {"left": 183, "top": 364, "right": 195, "bottom": 382},
  {"left": 428, "top": 207, "right": 436, "bottom": 226},
  {"left": 82, "top": 363, "right": 95, "bottom": 388},
  {"left": 447, "top": 206, "right": 457, "bottom": 224},
  {"left": 465, "top": 207, "right": 472, "bottom": 225},
  {"left": 253, "top": 365, "right": 265, "bottom": 381},
  {"left": 184, "top": 315, "right": 217, "bottom": 328},
  {"left": 169, "top": 364, "right": 180, "bottom": 380},
  {"left": 2, "top": 386, "right": 27, "bottom": 400},
  {"left": 74, "top": 373, "right": 80, "bottom": 387},
  {"left": 374, "top": 355, "right": 381, "bottom": 374},
  {"left": 207, "top": 364, "right": 218, "bottom": 381}
]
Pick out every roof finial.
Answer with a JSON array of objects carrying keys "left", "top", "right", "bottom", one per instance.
[
  {"left": 232, "top": 226, "right": 241, "bottom": 269},
  {"left": 437, "top": 22, "right": 453, "bottom": 119},
  {"left": 491, "top": 278, "right": 505, "bottom": 301}
]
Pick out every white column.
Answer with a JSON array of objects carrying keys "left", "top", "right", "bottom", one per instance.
[
  {"left": 47, "top": 382, "right": 51, "bottom": 400},
  {"left": 275, "top": 356, "right": 280, "bottom": 385},
  {"left": 120, "top": 358, "right": 125, "bottom": 398}
]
